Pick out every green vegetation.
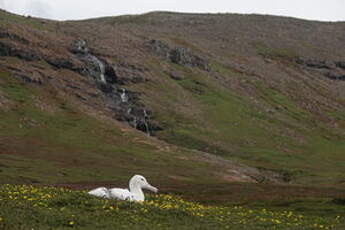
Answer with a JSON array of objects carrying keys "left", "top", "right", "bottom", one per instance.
[
  {"left": 0, "top": 184, "right": 343, "bottom": 230},
  {"left": 0, "top": 71, "right": 226, "bottom": 185},
  {"left": 254, "top": 42, "right": 298, "bottom": 59},
  {"left": 0, "top": 10, "right": 50, "bottom": 30},
  {"left": 143, "top": 61, "right": 345, "bottom": 185}
]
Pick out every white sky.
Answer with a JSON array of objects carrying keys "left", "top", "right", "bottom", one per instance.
[{"left": 0, "top": 0, "right": 344, "bottom": 22}]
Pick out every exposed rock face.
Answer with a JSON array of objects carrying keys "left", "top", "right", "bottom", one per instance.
[
  {"left": 0, "top": 34, "right": 161, "bottom": 134},
  {"left": 150, "top": 39, "right": 210, "bottom": 71},
  {"left": 167, "top": 71, "right": 184, "bottom": 80},
  {"left": 0, "top": 30, "right": 29, "bottom": 44},
  {"left": 45, "top": 58, "right": 76, "bottom": 70},
  {"left": 325, "top": 72, "right": 345, "bottom": 81},
  {"left": 296, "top": 57, "right": 345, "bottom": 81},
  {"left": 69, "top": 39, "right": 116, "bottom": 84},
  {"left": 69, "top": 39, "right": 162, "bottom": 134},
  {"left": 296, "top": 58, "right": 332, "bottom": 69},
  {"left": 335, "top": 61, "right": 345, "bottom": 70},
  {"left": 0, "top": 41, "right": 40, "bottom": 61}
]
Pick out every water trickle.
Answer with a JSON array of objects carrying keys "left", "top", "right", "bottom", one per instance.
[
  {"left": 90, "top": 56, "right": 106, "bottom": 84},
  {"left": 143, "top": 109, "right": 150, "bottom": 136},
  {"left": 133, "top": 118, "right": 138, "bottom": 128},
  {"left": 121, "top": 88, "right": 128, "bottom": 103},
  {"left": 96, "top": 57, "right": 106, "bottom": 83}
]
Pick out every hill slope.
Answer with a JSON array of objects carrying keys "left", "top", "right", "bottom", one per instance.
[{"left": 0, "top": 10, "right": 344, "bottom": 188}]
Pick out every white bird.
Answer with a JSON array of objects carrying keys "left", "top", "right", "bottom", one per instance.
[{"left": 88, "top": 175, "right": 158, "bottom": 202}]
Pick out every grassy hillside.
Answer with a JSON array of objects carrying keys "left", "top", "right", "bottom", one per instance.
[
  {"left": 0, "top": 10, "right": 345, "bottom": 188},
  {"left": 0, "top": 68, "right": 232, "bottom": 185}
]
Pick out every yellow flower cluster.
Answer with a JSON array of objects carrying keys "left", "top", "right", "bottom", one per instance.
[{"left": 141, "top": 194, "right": 212, "bottom": 217}]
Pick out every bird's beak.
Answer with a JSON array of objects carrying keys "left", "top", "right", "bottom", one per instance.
[{"left": 144, "top": 184, "right": 158, "bottom": 193}]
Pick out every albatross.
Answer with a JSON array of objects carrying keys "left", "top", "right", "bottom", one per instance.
[{"left": 88, "top": 175, "right": 158, "bottom": 202}]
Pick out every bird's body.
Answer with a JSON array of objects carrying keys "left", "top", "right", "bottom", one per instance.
[
  {"left": 108, "top": 188, "right": 134, "bottom": 201},
  {"left": 88, "top": 187, "right": 110, "bottom": 198},
  {"left": 88, "top": 175, "right": 157, "bottom": 202}
]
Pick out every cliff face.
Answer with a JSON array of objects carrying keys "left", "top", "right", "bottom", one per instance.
[{"left": 0, "top": 10, "right": 344, "bottom": 186}]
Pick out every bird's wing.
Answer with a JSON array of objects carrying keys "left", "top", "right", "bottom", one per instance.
[
  {"left": 108, "top": 188, "right": 133, "bottom": 201},
  {"left": 88, "top": 187, "right": 110, "bottom": 198}
]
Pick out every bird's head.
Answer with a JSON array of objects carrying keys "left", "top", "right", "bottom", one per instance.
[{"left": 130, "top": 175, "right": 158, "bottom": 193}]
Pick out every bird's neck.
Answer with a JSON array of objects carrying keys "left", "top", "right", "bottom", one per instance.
[{"left": 129, "top": 184, "right": 144, "bottom": 201}]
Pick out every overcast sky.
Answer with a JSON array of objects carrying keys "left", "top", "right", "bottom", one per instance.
[{"left": 0, "top": 0, "right": 344, "bottom": 22}]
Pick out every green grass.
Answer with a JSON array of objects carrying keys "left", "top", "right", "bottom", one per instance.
[
  {"left": 0, "top": 184, "right": 343, "bottom": 230},
  {"left": 0, "top": 71, "right": 229, "bottom": 185},
  {"left": 143, "top": 62, "right": 345, "bottom": 185},
  {"left": 0, "top": 11, "right": 50, "bottom": 30},
  {"left": 254, "top": 42, "right": 298, "bottom": 59}
]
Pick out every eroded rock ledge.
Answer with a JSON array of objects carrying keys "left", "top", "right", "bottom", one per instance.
[
  {"left": 149, "top": 39, "right": 210, "bottom": 71},
  {"left": 296, "top": 57, "right": 345, "bottom": 81}
]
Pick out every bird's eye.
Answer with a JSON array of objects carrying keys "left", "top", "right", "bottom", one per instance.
[{"left": 141, "top": 178, "right": 144, "bottom": 181}]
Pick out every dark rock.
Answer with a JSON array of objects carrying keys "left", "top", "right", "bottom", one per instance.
[
  {"left": 70, "top": 40, "right": 119, "bottom": 84},
  {"left": 46, "top": 57, "right": 76, "bottom": 70},
  {"left": 168, "top": 71, "right": 184, "bottom": 80},
  {"left": 75, "top": 94, "right": 87, "bottom": 101},
  {"left": 14, "top": 49, "right": 40, "bottom": 61},
  {"left": 149, "top": 39, "right": 210, "bottom": 71},
  {"left": 0, "top": 41, "right": 12, "bottom": 56},
  {"left": 170, "top": 47, "right": 192, "bottom": 65},
  {"left": 69, "top": 39, "right": 162, "bottom": 135},
  {"left": 0, "top": 41, "right": 40, "bottom": 61},
  {"left": 335, "top": 61, "right": 345, "bottom": 70},
  {"left": 69, "top": 39, "right": 89, "bottom": 54},
  {"left": 104, "top": 64, "right": 118, "bottom": 84},
  {"left": 14, "top": 74, "right": 43, "bottom": 85},
  {"left": 296, "top": 58, "right": 332, "bottom": 69},
  {"left": 149, "top": 39, "right": 170, "bottom": 58},
  {"left": 324, "top": 72, "right": 345, "bottom": 81},
  {"left": 148, "top": 121, "right": 163, "bottom": 132},
  {"left": 0, "top": 30, "right": 29, "bottom": 44},
  {"left": 99, "top": 83, "right": 114, "bottom": 93},
  {"left": 170, "top": 47, "right": 210, "bottom": 71}
]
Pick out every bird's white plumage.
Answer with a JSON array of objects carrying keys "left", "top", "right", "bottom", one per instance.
[
  {"left": 88, "top": 175, "right": 158, "bottom": 202},
  {"left": 88, "top": 187, "right": 110, "bottom": 198},
  {"left": 109, "top": 188, "right": 134, "bottom": 201}
]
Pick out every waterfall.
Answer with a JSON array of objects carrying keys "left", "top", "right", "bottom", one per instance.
[
  {"left": 91, "top": 56, "right": 106, "bottom": 84},
  {"left": 96, "top": 58, "right": 106, "bottom": 84},
  {"left": 143, "top": 109, "right": 150, "bottom": 136},
  {"left": 133, "top": 118, "right": 138, "bottom": 128},
  {"left": 121, "top": 88, "right": 128, "bottom": 103}
]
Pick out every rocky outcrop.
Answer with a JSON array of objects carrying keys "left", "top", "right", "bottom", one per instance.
[
  {"left": 296, "top": 58, "right": 332, "bottom": 69},
  {"left": 335, "top": 61, "right": 345, "bottom": 70},
  {"left": 69, "top": 39, "right": 162, "bottom": 134},
  {"left": 0, "top": 30, "right": 29, "bottom": 44},
  {"left": 324, "top": 72, "right": 345, "bottom": 81},
  {"left": 167, "top": 71, "right": 184, "bottom": 80},
  {"left": 69, "top": 39, "right": 118, "bottom": 84},
  {"left": 296, "top": 57, "right": 345, "bottom": 81},
  {"left": 0, "top": 41, "right": 40, "bottom": 61},
  {"left": 150, "top": 39, "right": 210, "bottom": 71},
  {"left": 45, "top": 57, "right": 77, "bottom": 70}
]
